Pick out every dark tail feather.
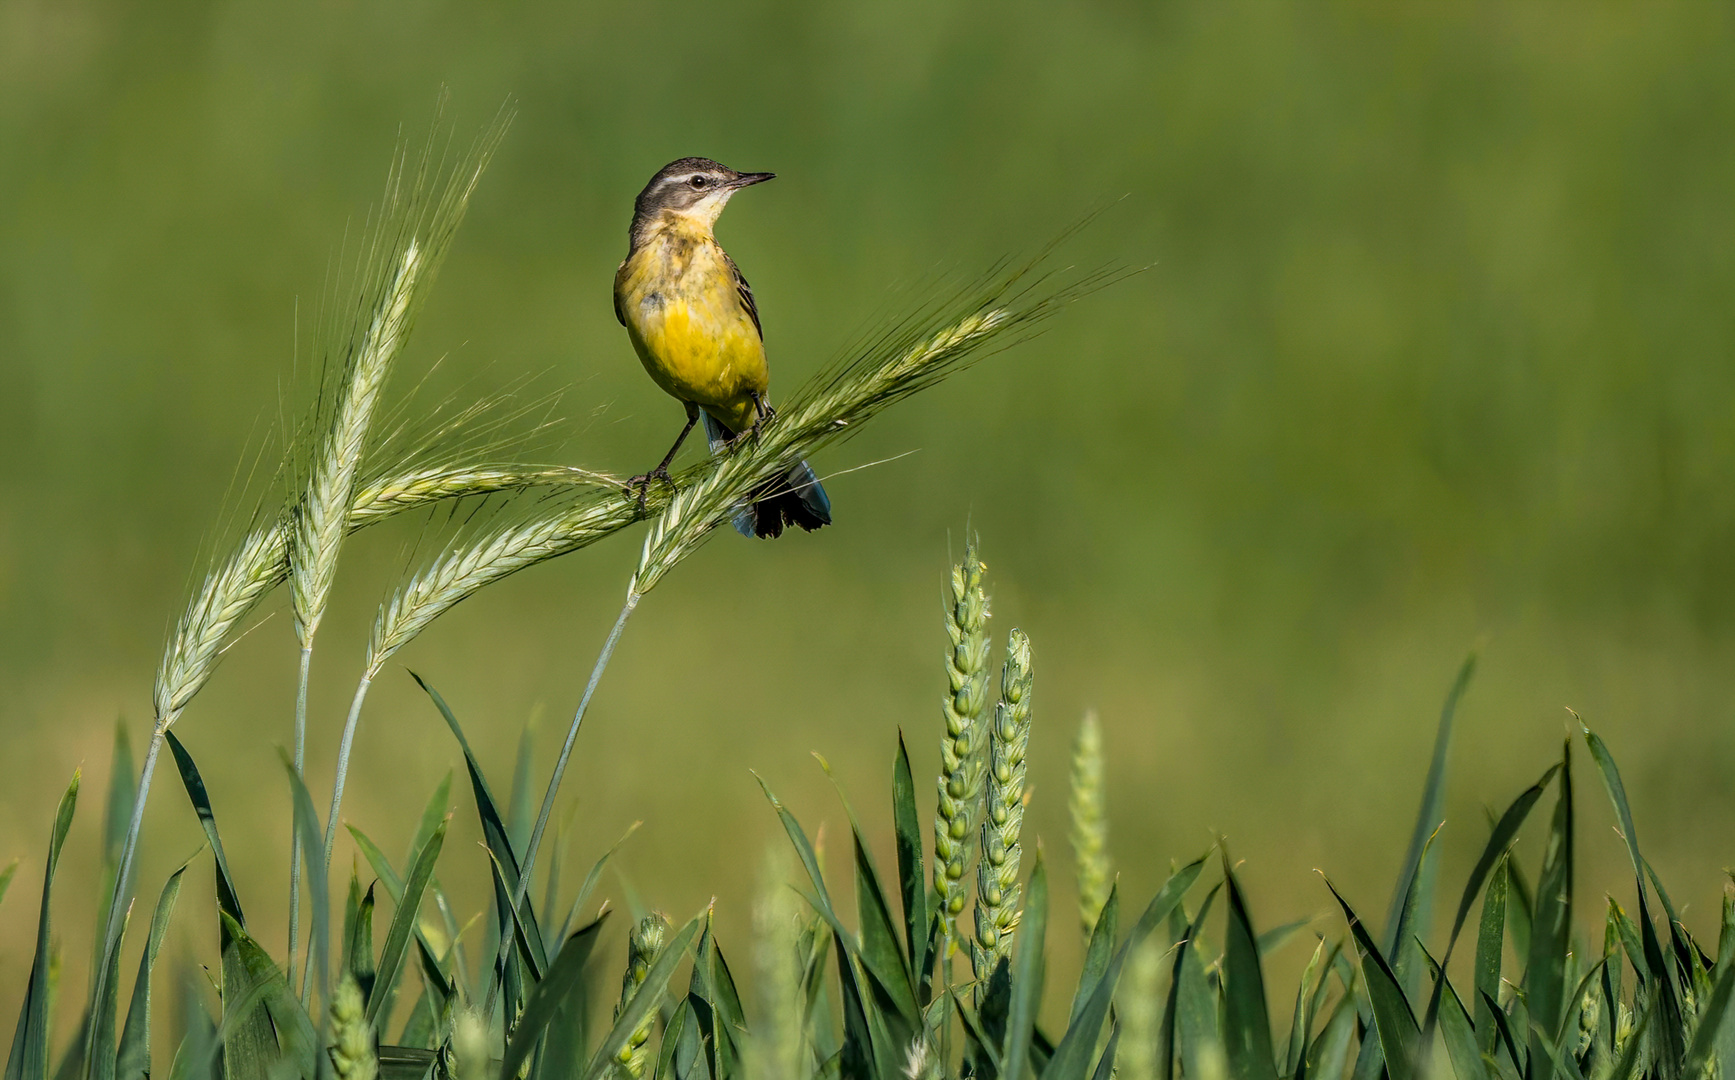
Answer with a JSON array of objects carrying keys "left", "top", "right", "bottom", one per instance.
[{"left": 737, "top": 459, "right": 832, "bottom": 539}]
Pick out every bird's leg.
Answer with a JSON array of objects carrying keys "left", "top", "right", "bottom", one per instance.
[
  {"left": 628, "top": 408, "right": 699, "bottom": 512},
  {"left": 747, "top": 391, "right": 776, "bottom": 445}
]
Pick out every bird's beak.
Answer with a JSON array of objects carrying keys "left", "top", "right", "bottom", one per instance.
[{"left": 730, "top": 171, "right": 776, "bottom": 188}]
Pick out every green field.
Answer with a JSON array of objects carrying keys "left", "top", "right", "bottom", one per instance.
[{"left": 4, "top": 4, "right": 1735, "bottom": 1076}]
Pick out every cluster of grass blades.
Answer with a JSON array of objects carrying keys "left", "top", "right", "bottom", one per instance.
[{"left": 8, "top": 545, "right": 1735, "bottom": 1080}]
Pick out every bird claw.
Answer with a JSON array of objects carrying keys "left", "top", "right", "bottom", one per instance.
[{"left": 626, "top": 467, "right": 677, "bottom": 513}]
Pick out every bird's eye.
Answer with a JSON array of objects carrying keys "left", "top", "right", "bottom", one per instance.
[{"left": 689, "top": 175, "right": 708, "bottom": 188}]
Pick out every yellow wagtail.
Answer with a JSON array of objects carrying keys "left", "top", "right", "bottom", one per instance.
[{"left": 614, "top": 157, "right": 831, "bottom": 538}]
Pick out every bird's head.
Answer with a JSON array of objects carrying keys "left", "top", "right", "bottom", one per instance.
[{"left": 631, "top": 157, "right": 774, "bottom": 236}]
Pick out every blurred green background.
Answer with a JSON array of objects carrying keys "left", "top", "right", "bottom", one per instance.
[{"left": 5, "top": 0, "right": 1735, "bottom": 1029}]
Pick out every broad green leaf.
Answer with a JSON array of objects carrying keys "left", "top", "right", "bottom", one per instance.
[
  {"left": 1002, "top": 854, "right": 1048, "bottom": 1078},
  {"left": 1258, "top": 920, "right": 1312, "bottom": 958},
  {"left": 1582, "top": 724, "right": 1686, "bottom": 1073},
  {"left": 1684, "top": 960, "right": 1735, "bottom": 1079},
  {"left": 1472, "top": 857, "right": 1508, "bottom": 1058},
  {"left": 368, "top": 813, "right": 448, "bottom": 1025},
  {"left": 1305, "top": 992, "right": 1356, "bottom": 1080},
  {"left": 556, "top": 821, "right": 640, "bottom": 944},
  {"left": 219, "top": 913, "right": 317, "bottom": 1080},
  {"left": 891, "top": 732, "right": 929, "bottom": 1001},
  {"left": 1325, "top": 877, "right": 1418, "bottom": 1080},
  {"left": 6, "top": 771, "right": 79, "bottom": 1080},
  {"left": 1048, "top": 854, "right": 1208, "bottom": 1080},
  {"left": 481, "top": 843, "right": 547, "bottom": 985},
  {"left": 501, "top": 915, "right": 609, "bottom": 1080},
  {"left": 279, "top": 750, "right": 330, "bottom": 1012},
  {"left": 1284, "top": 937, "right": 1328, "bottom": 1078},
  {"left": 1424, "top": 763, "right": 1558, "bottom": 1039},
  {"left": 581, "top": 916, "right": 701, "bottom": 1080},
  {"left": 1382, "top": 654, "right": 1475, "bottom": 962},
  {"left": 1478, "top": 991, "right": 1525, "bottom": 1077},
  {"left": 116, "top": 857, "right": 190, "bottom": 1080},
  {"left": 1069, "top": 884, "right": 1119, "bottom": 1027},
  {"left": 413, "top": 673, "right": 549, "bottom": 986},
  {"left": 347, "top": 881, "right": 378, "bottom": 1003},
  {"left": 1222, "top": 854, "right": 1278, "bottom": 1080},
  {"left": 506, "top": 718, "right": 538, "bottom": 859},
  {"left": 0, "top": 861, "right": 18, "bottom": 910},
  {"left": 1524, "top": 742, "right": 1573, "bottom": 1072},
  {"left": 1174, "top": 885, "right": 1224, "bottom": 1080},
  {"left": 165, "top": 734, "right": 245, "bottom": 923},
  {"left": 1090, "top": 1023, "right": 1120, "bottom": 1080}
]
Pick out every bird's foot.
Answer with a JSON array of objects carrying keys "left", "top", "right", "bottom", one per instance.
[{"left": 625, "top": 466, "right": 676, "bottom": 513}]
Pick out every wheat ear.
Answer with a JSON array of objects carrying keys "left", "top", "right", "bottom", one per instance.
[
  {"left": 973, "top": 628, "right": 1033, "bottom": 981},
  {"left": 1070, "top": 710, "right": 1112, "bottom": 938}
]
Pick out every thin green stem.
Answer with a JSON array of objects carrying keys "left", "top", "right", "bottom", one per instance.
[
  {"left": 289, "top": 644, "right": 310, "bottom": 993},
  {"left": 305, "top": 674, "right": 373, "bottom": 999},
  {"left": 485, "top": 590, "right": 640, "bottom": 1017},
  {"left": 89, "top": 722, "right": 165, "bottom": 1064}
]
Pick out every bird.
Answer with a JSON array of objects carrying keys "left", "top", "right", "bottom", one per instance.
[{"left": 613, "top": 156, "right": 831, "bottom": 539}]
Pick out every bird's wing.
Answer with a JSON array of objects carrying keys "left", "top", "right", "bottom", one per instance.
[
  {"left": 723, "top": 251, "right": 763, "bottom": 339},
  {"left": 613, "top": 259, "right": 628, "bottom": 327}
]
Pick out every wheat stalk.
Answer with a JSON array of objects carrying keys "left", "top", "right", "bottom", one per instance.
[
  {"left": 611, "top": 913, "right": 671, "bottom": 1079},
  {"left": 935, "top": 540, "right": 992, "bottom": 953},
  {"left": 973, "top": 628, "right": 1033, "bottom": 980},
  {"left": 1070, "top": 710, "right": 1112, "bottom": 938}
]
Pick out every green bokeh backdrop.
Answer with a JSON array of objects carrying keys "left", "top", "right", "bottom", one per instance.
[{"left": 4, "top": 0, "right": 1735, "bottom": 1028}]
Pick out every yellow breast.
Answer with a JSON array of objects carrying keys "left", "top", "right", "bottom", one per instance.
[{"left": 615, "top": 225, "right": 768, "bottom": 434}]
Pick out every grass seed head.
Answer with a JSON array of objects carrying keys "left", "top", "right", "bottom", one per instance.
[
  {"left": 613, "top": 911, "right": 671, "bottom": 1079},
  {"left": 974, "top": 627, "right": 1032, "bottom": 978},
  {"left": 1070, "top": 709, "right": 1112, "bottom": 939},
  {"left": 328, "top": 973, "right": 377, "bottom": 1080},
  {"left": 934, "top": 538, "right": 991, "bottom": 949}
]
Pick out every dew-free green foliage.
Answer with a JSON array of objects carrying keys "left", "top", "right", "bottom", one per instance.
[{"left": 9, "top": 100, "right": 1735, "bottom": 1080}]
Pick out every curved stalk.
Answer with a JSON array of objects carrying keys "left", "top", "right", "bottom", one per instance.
[
  {"left": 289, "top": 644, "right": 311, "bottom": 991},
  {"left": 485, "top": 590, "right": 640, "bottom": 1016}
]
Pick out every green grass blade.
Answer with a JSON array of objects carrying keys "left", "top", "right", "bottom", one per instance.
[
  {"left": 507, "top": 719, "right": 537, "bottom": 859},
  {"left": 1069, "top": 884, "right": 1119, "bottom": 1027},
  {"left": 1222, "top": 854, "right": 1279, "bottom": 1080},
  {"left": 1382, "top": 654, "right": 1475, "bottom": 959},
  {"left": 501, "top": 915, "right": 609, "bottom": 1080},
  {"left": 413, "top": 672, "right": 549, "bottom": 994},
  {"left": 1471, "top": 856, "right": 1508, "bottom": 1058},
  {"left": 368, "top": 813, "right": 448, "bottom": 1025},
  {"left": 405, "top": 771, "right": 452, "bottom": 882},
  {"left": 348, "top": 881, "right": 378, "bottom": 1002},
  {"left": 1258, "top": 920, "right": 1311, "bottom": 959},
  {"left": 0, "top": 860, "right": 18, "bottom": 911},
  {"left": 1090, "top": 1023, "right": 1121, "bottom": 1080},
  {"left": 5, "top": 770, "right": 79, "bottom": 1080},
  {"left": 557, "top": 821, "right": 640, "bottom": 944},
  {"left": 1524, "top": 742, "right": 1573, "bottom": 1072},
  {"left": 279, "top": 750, "right": 331, "bottom": 1013},
  {"left": 1478, "top": 991, "right": 1525, "bottom": 1077},
  {"left": 1684, "top": 960, "right": 1735, "bottom": 1079},
  {"left": 1048, "top": 854, "right": 1208, "bottom": 1080},
  {"left": 96, "top": 723, "right": 138, "bottom": 956},
  {"left": 219, "top": 912, "right": 318, "bottom": 1080},
  {"left": 891, "top": 731, "right": 929, "bottom": 999},
  {"left": 1423, "top": 764, "right": 1557, "bottom": 1042},
  {"left": 1173, "top": 884, "right": 1224, "bottom": 1080},
  {"left": 1324, "top": 877, "right": 1419, "bottom": 1080},
  {"left": 1002, "top": 853, "right": 1048, "bottom": 1078},
  {"left": 481, "top": 844, "right": 547, "bottom": 984},
  {"left": 1582, "top": 724, "right": 1687, "bottom": 1073},
  {"left": 116, "top": 857, "right": 190, "bottom": 1080},
  {"left": 164, "top": 734, "right": 245, "bottom": 924},
  {"left": 85, "top": 903, "right": 130, "bottom": 1080},
  {"left": 1304, "top": 992, "right": 1356, "bottom": 1080},
  {"left": 1284, "top": 937, "right": 1328, "bottom": 1077},
  {"left": 582, "top": 916, "right": 700, "bottom": 1080}
]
